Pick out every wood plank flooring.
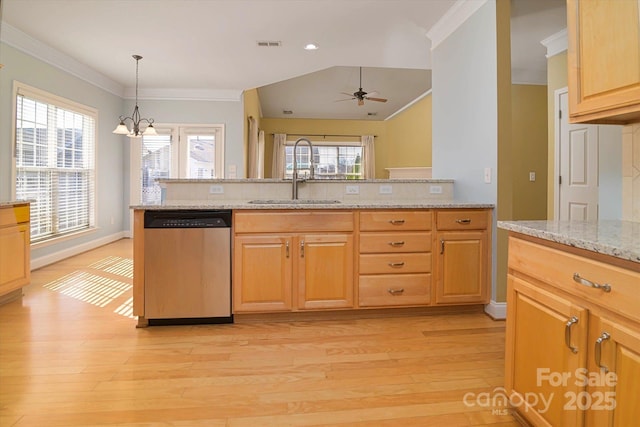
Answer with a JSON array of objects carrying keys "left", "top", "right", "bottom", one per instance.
[{"left": 0, "top": 239, "right": 520, "bottom": 426}]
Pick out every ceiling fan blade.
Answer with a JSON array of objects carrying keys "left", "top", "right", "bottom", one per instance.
[
  {"left": 334, "top": 98, "right": 355, "bottom": 102},
  {"left": 365, "top": 91, "right": 378, "bottom": 97},
  {"left": 340, "top": 92, "right": 356, "bottom": 97},
  {"left": 366, "top": 97, "right": 388, "bottom": 103}
]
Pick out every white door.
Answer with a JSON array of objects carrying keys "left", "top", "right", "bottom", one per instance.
[{"left": 558, "top": 91, "right": 599, "bottom": 221}]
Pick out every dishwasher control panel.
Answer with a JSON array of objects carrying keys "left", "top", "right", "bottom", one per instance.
[{"left": 144, "top": 210, "right": 232, "bottom": 228}]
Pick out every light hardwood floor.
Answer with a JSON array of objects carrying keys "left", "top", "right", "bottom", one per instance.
[{"left": 0, "top": 239, "right": 520, "bottom": 426}]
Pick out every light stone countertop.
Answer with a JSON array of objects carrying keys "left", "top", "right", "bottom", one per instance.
[
  {"left": 131, "top": 199, "right": 495, "bottom": 210},
  {"left": 0, "top": 200, "right": 31, "bottom": 208},
  {"left": 498, "top": 220, "right": 640, "bottom": 264}
]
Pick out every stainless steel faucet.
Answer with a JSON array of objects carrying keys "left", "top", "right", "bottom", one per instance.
[{"left": 292, "top": 138, "right": 314, "bottom": 199}]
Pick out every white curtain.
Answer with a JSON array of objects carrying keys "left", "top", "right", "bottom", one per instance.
[
  {"left": 247, "top": 116, "right": 264, "bottom": 178},
  {"left": 272, "top": 133, "right": 287, "bottom": 179},
  {"left": 361, "top": 134, "right": 375, "bottom": 179}
]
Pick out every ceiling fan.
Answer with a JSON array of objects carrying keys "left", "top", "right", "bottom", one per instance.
[{"left": 337, "top": 67, "right": 388, "bottom": 106}]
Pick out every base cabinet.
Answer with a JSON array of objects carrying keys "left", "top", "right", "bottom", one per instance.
[
  {"left": 0, "top": 204, "right": 30, "bottom": 299},
  {"left": 505, "top": 235, "right": 640, "bottom": 426},
  {"left": 434, "top": 210, "right": 490, "bottom": 305}
]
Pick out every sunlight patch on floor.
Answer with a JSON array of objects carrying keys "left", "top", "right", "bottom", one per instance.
[
  {"left": 43, "top": 270, "right": 132, "bottom": 307},
  {"left": 114, "top": 296, "right": 135, "bottom": 318},
  {"left": 88, "top": 256, "right": 134, "bottom": 279}
]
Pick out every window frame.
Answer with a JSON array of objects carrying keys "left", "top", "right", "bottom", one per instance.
[
  {"left": 12, "top": 81, "right": 97, "bottom": 246},
  {"left": 282, "top": 139, "right": 364, "bottom": 180}
]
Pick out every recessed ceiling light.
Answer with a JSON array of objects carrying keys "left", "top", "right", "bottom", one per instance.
[{"left": 304, "top": 43, "right": 319, "bottom": 50}]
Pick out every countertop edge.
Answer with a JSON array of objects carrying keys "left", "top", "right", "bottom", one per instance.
[
  {"left": 498, "top": 220, "right": 640, "bottom": 264},
  {"left": 131, "top": 201, "right": 495, "bottom": 210}
]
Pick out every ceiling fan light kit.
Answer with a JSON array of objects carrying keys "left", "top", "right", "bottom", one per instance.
[{"left": 336, "top": 67, "right": 388, "bottom": 106}]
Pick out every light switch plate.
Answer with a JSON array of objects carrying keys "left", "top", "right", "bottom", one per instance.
[
  {"left": 429, "top": 185, "right": 443, "bottom": 194},
  {"left": 529, "top": 171, "right": 536, "bottom": 182},
  {"left": 484, "top": 168, "right": 492, "bottom": 184}
]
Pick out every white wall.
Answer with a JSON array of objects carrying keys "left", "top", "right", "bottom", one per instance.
[{"left": 598, "top": 125, "right": 623, "bottom": 220}]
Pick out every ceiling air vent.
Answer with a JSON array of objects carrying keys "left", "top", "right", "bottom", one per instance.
[{"left": 257, "top": 41, "right": 282, "bottom": 47}]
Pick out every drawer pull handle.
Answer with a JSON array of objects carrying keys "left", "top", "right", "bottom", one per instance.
[
  {"left": 388, "top": 262, "right": 405, "bottom": 268},
  {"left": 389, "top": 241, "right": 405, "bottom": 247},
  {"left": 389, "top": 219, "right": 405, "bottom": 225},
  {"left": 456, "top": 219, "right": 472, "bottom": 224},
  {"left": 300, "top": 240, "right": 305, "bottom": 258},
  {"left": 286, "top": 241, "right": 290, "bottom": 258},
  {"left": 565, "top": 316, "right": 579, "bottom": 354},
  {"left": 573, "top": 273, "right": 611, "bottom": 293},
  {"left": 387, "top": 288, "right": 405, "bottom": 295},
  {"left": 595, "top": 332, "right": 611, "bottom": 373}
]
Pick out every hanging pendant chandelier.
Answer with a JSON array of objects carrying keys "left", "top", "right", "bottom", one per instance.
[{"left": 113, "top": 55, "right": 157, "bottom": 139}]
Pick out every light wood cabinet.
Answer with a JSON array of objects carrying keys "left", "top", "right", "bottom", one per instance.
[
  {"left": 567, "top": 0, "right": 640, "bottom": 124},
  {"left": 434, "top": 209, "right": 490, "bottom": 305},
  {"left": 358, "top": 210, "right": 432, "bottom": 308},
  {"left": 233, "top": 211, "right": 354, "bottom": 313},
  {"left": 505, "top": 234, "right": 640, "bottom": 426},
  {"left": 0, "top": 203, "right": 30, "bottom": 300}
]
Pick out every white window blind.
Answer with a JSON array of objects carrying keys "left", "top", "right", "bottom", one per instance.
[
  {"left": 14, "top": 83, "right": 96, "bottom": 243},
  {"left": 284, "top": 142, "right": 363, "bottom": 180}
]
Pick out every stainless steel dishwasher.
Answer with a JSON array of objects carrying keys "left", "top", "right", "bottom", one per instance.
[{"left": 143, "top": 210, "right": 232, "bottom": 325}]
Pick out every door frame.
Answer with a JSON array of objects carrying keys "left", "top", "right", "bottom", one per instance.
[{"left": 553, "top": 87, "right": 565, "bottom": 221}]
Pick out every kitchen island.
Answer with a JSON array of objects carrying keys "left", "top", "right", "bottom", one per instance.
[
  {"left": 0, "top": 201, "right": 31, "bottom": 305},
  {"left": 498, "top": 220, "right": 640, "bottom": 426},
  {"left": 132, "top": 187, "right": 495, "bottom": 327}
]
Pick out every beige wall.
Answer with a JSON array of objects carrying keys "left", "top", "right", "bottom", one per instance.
[
  {"left": 622, "top": 125, "right": 640, "bottom": 221},
  {"left": 258, "top": 94, "right": 432, "bottom": 179},
  {"left": 243, "top": 88, "right": 262, "bottom": 174},
  {"left": 511, "top": 84, "right": 548, "bottom": 220},
  {"left": 546, "top": 52, "right": 568, "bottom": 219}
]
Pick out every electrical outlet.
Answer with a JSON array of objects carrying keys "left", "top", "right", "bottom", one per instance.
[
  {"left": 345, "top": 185, "right": 360, "bottom": 195},
  {"left": 209, "top": 185, "right": 224, "bottom": 194},
  {"left": 379, "top": 184, "right": 393, "bottom": 194},
  {"left": 429, "top": 185, "right": 443, "bottom": 194},
  {"left": 529, "top": 171, "right": 536, "bottom": 182}
]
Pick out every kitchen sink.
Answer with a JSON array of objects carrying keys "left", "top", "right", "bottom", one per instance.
[{"left": 248, "top": 199, "right": 342, "bottom": 205}]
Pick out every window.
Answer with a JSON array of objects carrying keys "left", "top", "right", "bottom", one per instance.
[
  {"left": 133, "top": 125, "right": 224, "bottom": 205},
  {"left": 14, "top": 83, "right": 96, "bottom": 243},
  {"left": 284, "top": 143, "right": 363, "bottom": 180}
]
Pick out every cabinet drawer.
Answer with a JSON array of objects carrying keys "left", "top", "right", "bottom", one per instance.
[
  {"left": 508, "top": 237, "right": 640, "bottom": 324},
  {"left": 359, "top": 253, "right": 431, "bottom": 274},
  {"left": 235, "top": 211, "right": 353, "bottom": 233},
  {"left": 359, "top": 274, "right": 431, "bottom": 307},
  {"left": 359, "top": 211, "right": 431, "bottom": 231},
  {"left": 436, "top": 210, "right": 489, "bottom": 230},
  {"left": 359, "top": 232, "right": 431, "bottom": 254},
  {"left": 0, "top": 205, "right": 30, "bottom": 227}
]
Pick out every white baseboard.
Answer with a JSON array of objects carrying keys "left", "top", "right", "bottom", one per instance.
[
  {"left": 484, "top": 300, "right": 507, "bottom": 320},
  {"left": 31, "top": 232, "right": 127, "bottom": 270}
]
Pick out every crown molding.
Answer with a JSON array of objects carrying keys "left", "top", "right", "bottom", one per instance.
[
  {"left": 2, "top": 23, "right": 242, "bottom": 102},
  {"left": 426, "top": 0, "right": 488, "bottom": 50},
  {"left": 1, "top": 23, "right": 125, "bottom": 97},
  {"left": 541, "top": 28, "right": 567, "bottom": 58},
  {"left": 129, "top": 88, "right": 243, "bottom": 102}
]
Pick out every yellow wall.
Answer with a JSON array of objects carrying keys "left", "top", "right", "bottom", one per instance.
[
  {"left": 243, "top": 88, "right": 262, "bottom": 175},
  {"left": 511, "top": 84, "right": 548, "bottom": 220},
  {"left": 384, "top": 94, "right": 432, "bottom": 169},
  {"left": 546, "top": 52, "right": 568, "bottom": 219},
  {"left": 259, "top": 94, "right": 432, "bottom": 179}
]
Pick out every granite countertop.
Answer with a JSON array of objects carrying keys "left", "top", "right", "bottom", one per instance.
[
  {"left": 131, "top": 199, "right": 495, "bottom": 210},
  {"left": 498, "top": 220, "right": 640, "bottom": 264},
  {"left": 0, "top": 200, "right": 31, "bottom": 208}
]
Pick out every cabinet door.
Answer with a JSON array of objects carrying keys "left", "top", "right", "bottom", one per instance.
[
  {"left": 434, "top": 230, "right": 488, "bottom": 304},
  {"left": 233, "top": 235, "right": 292, "bottom": 312},
  {"left": 0, "top": 223, "right": 30, "bottom": 296},
  {"left": 585, "top": 315, "right": 640, "bottom": 427},
  {"left": 505, "top": 276, "right": 587, "bottom": 427},
  {"left": 297, "top": 234, "right": 354, "bottom": 310},
  {"left": 568, "top": 0, "right": 640, "bottom": 123}
]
